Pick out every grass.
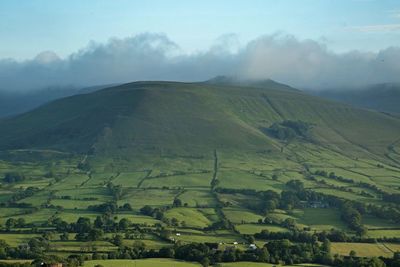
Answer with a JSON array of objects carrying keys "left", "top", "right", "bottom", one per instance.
[
  {"left": 363, "top": 215, "right": 399, "bottom": 230},
  {"left": 331, "top": 242, "right": 395, "bottom": 258},
  {"left": 119, "top": 189, "right": 178, "bottom": 210},
  {"left": 178, "top": 189, "right": 217, "bottom": 207},
  {"left": 0, "top": 233, "right": 39, "bottom": 246},
  {"left": 164, "top": 208, "right": 214, "bottom": 228},
  {"left": 174, "top": 231, "right": 244, "bottom": 244},
  {"left": 220, "top": 263, "right": 328, "bottom": 267},
  {"left": 141, "top": 173, "right": 212, "bottom": 188},
  {"left": 112, "top": 171, "right": 147, "bottom": 187},
  {"left": 51, "top": 240, "right": 117, "bottom": 253},
  {"left": 292, "top": 208, "right": 348, "bottom": 231},
  {"left": 218, "top": 170, "right": 284, "bottom": 191},
  {"left": 84, "top": 259, "right": 201, "bottom": 267},
  {"left": 236, "top": 224, "right": 288, "bottom": 235},
  {"left": 366, "top": 229, "right": 400, "bottom": 238},
  {"left": 223, "top": 208, "right": 263, "bottom": 224}
]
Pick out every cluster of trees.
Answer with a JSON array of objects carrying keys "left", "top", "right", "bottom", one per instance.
[
  {"left": 382, "top": 192, "right": 400, "bottom": 205},
  {"left": 0, "top": 237, "right": 49, "bottom": 260},
  {"left": 220, "top": 179, "right": 400, "bottom": 232},
  {"left": 313, "top": 170, "right": 400, "bottom": 203},
  {"left": 49, "top": 215, "right": 136, "bottom": 242},
  {"left": 2, "top": 173, "right": 25, "bottom": 183},
  {"left": 1, "top": 237, "right": 397, "bottom": 267},
  {"left": 0, "top": 237, "right": 84, "bottom": 266},
  {"left": 3, "top": 218, "right": 26, "bottom": 230},
  {"left": 107, "top": 182, "right": 122, "bottom": 201},
  {"left": 6, "top": 187, "right": 39, "bottom": 206},
  {"left": 255, "top": 227, "right": 378, "bottom": 243},
  {"left": 139, "top": 205, "right": 189, "bottom": 228},
  {"left": 92, "top": 240, "right": 396, "bottom": 267},
  {"left": 341, "top": 203, "right": 367, "bottom": 236},
  {"left": 139, "top": 205, "right": 165, "bottom": 219},
  {"left": 314, "top": 170, "right": 354, "bottom": 184},
  {"left": 266, "top": 120, "right": 313, "bottom": 141},
  {"left": 88, "top": 202, "right": 132, "bottom": 213}
]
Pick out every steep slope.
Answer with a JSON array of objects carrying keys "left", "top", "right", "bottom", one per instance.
[{"left": 0, "top": 81, "right": 400, "bottom": 161}]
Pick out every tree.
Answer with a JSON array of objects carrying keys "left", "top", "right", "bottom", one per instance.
[
  {"left": 173, "top": 198, "right": 182, "bottom": 207},
  {"left": 5, "top": 218, "right": 16, "bottom": 230},
  {"left": 112, "top": 234, "right": 124, "bottom": 246},
  {"left": 3, "top": 172, "right": 25, "bottom": 183},
  {"left": 356, "top": 225, "right": 368, "bottom": 237},
  {"left": 286, "top": 180, "right": 304, "bottom": 192},
  {"left": 257, "top": 247, "right": 270, "bottom": 262},
  {"left": 87, "top": 229, "right": 103, "bottom": 241},
  {"left": 118, "top": 218, "right": 130, "bottom": 230},
  {"left": 264, "top": 200, "right": 276, "bottom": 212},
  {"left": 121, "top": 203, "right": 132, "bottom": 211},
  {"left": 282, "top": 218, "right": 296, "bottom": 229},
  {"left": 94, "top": 216, "right": 104, "bottom": 228},
  {"left": 60, "top": 232, "right": 69, "bottom": 241},
  {"left": 159, "top": 247, "right": 175, "bottom": 258},
  {"left": 171, "top": 218, "right": 179, "bottom": 227},
  {"left": 75, "top": 217, "right": 92, "bottom": 233},
  {"left": 367, "top": 257, "right": 386, "bottom": 267},
  {"left": 16, "top": 218, "right": 25, "bottom": 228},
  {"left": 201, "top": 257, "right": 210, "bottom": 267},
  {"left": 140, "top": 205, "right": 153, "bottom": 216},
  {"left": 321, "top": 239, "right": 331, "bottom": 254}
]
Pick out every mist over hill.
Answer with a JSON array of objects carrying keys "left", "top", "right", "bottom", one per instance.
[
  {"left": 0, "top": 84, "right": 117, "bottom": 118},
  {"left": 310, "top": 83, "right": 400, "bottom": 115}
]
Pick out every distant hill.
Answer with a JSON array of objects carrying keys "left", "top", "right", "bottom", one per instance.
[
  {"left": 205, "top": 75, "right": 299, "bottom": 91},
  {"left": 1, "top": 80, "right": 399, "bottom": 162},
  {"left": 311, "top": 83, "right": 400, "bottom": 115},
  {"left": 0, "top": 84, "right": 116, "bottom": 118}
]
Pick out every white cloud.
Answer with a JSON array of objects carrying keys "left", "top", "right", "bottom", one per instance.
[{"left": 1, "top": 32, "right": 400, "bottom": 91}]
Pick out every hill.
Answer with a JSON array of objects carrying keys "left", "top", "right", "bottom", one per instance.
[
  {"left": 1, "top": 81, "right": 400, "bottom": 161},
  {"left": 311, "top": 83, "right": 400, "bottom": 115}
]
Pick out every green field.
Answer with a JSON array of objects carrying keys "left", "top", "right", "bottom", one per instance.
[
  {"left": 84, "top": 259, "right": 201, "bottom": 267},
  {"left": 331, "top": 242, "right": 400, "bottom": 258}
]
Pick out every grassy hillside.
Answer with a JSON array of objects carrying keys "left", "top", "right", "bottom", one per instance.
[{"left": 1, "top": 81, "right": 400, "bottom": 160}]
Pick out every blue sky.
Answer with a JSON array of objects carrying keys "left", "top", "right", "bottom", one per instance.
[{"left": 1, "top": 0, "right": 400, "bottom": 60}]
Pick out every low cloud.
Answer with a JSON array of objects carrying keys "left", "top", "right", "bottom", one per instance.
[{"left": 1, "top": 32, "right": 400, "bottom": 91}]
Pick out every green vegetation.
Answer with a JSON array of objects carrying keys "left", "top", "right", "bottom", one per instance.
[
  {"left": 0, "top": 81, "right": 399, "bottom": 266},
  {"left": 84, "top": 259, "right": 200, "bottom": 266}
]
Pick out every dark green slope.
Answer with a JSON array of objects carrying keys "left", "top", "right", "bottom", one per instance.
[{"left": 1, "top": 81, "right": 400, "bottom": 160}]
